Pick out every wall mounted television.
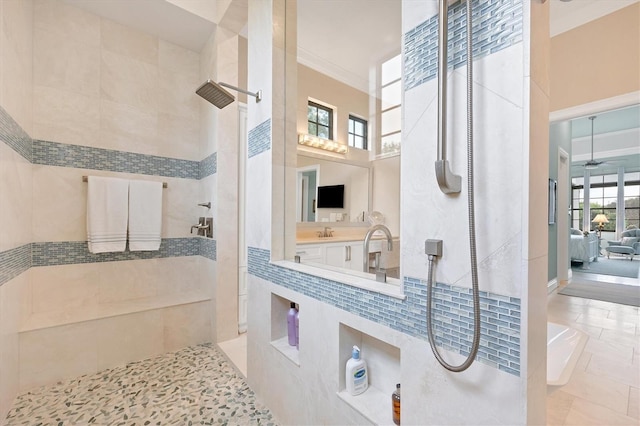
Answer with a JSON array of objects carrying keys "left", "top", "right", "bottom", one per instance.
[{"left": 316, "top": 184, "right": 344, "bottom": 208}]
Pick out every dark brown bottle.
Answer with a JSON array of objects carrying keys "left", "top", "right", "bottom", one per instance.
[{"left": 392, "top": 383, "right": 400, "bottom": 425}]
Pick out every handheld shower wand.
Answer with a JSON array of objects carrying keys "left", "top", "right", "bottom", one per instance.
[{"left": 427, "top": 0, "right": 481, "bottom": 373}]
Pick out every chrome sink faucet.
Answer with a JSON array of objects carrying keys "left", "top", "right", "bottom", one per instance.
[
  {"left": 317, "top": 227, "right": 334, "bottom": 238},
  {"left": 363, "top": 224, "right": 393, "bottom": 273}
]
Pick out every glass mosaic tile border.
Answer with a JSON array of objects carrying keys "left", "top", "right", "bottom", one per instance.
[
  {"left": 247, "top": 246, "right": 521, "bottom": 376},
  {"left": 0, "top": 105, "right": 32, "bottom": 162},
  {"left": 0, "top": 237, "right": 216, "bottom": 286},
  {"left": 248, "top": 119, "right": 271, "bottom": 158},
  {"left": 199, "top": 238, "right": 217, "bottom": 261},
  {"left": 200, "top": 152, "right": 217, "bottom": 179},
  {"left": 0, "top": 244, "right": 31, "bottom": 286},
  {"left": 31, "top": 238, "right": 202, "bottom": 267},
  {"left": 404, "top": 0, "right": 523, "bottom": 91},
  {"left": 33, "top": 140, "right": 201, "bottom": 180}
]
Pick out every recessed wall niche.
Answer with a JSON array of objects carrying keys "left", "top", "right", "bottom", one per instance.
[
  {"left": 270, "top": 293, "right": 300, "bottom": 366},
  {"left": 338, "top": 323, "right": 400, "bottom": 424}
]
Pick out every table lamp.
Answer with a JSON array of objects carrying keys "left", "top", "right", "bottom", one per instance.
[{"left": 592, "top": 214, "right": 609, "bottom": 238}]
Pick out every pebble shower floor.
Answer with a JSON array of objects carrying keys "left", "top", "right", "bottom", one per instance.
[{"left": 5, "top": 343, "right": 276, "bottom": 425}]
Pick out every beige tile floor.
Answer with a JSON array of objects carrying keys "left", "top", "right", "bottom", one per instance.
[{"left": 547, "top": 269, "right": 640, "bottom": 426}]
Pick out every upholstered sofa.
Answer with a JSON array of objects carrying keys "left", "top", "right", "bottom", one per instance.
[{"left": 606, "top": 229, "right": 640, "bottom": 260}]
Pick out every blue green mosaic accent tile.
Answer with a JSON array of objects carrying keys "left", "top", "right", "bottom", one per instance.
[
  {"left": 404, "top": 0, "right": 522, "bottom": 91},
  {"left": 0, "top": 244, "right": 31, "bottom": 286},
  {"left": 404, "top": 277, "right": 521, "bottom": 375},
  {"left": 31, "top": 238, "right": 200, "bottom": 267},
  {"left": 248, "top": 119, "right": 271, "bottom": 158},
  {"left": 200, "top": 238, "right": 217, "bottom": 261},
  {"left": 0, "top": 105, "right": 32, "bottom": 162},
  {"left": 199, "top": 152, "right": 217, "bottom": 178},
  {"left": 32, "top": 140, "right": 200, "bottom": 179},
  {"left": 247, "top": 247, "right": 521, "bottom": 376}
]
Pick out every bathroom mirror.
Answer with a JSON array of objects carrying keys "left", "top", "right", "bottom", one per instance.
[
  {"left": 296, "top": 154, "right": 371, "bottom": 223},
  {"left": 286, "top": 0, "right": 402, "bottom": 280}
]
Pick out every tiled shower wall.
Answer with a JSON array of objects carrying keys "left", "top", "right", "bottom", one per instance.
[
  {"left": 0, "top": 0, "right": 34, "bottom": 419},
  {"left": 0, "top": 0, "right": 221, "bottom": 416},
  {"left": 246, "top": 0, "right": 548, "bottom": 424}
]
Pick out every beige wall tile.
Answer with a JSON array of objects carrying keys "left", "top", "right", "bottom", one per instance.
[
  {"left": 629, "top": 387, "right": 639, "bottom": 420},
  {"left": 157, "top": 112, "right": 200, "bottom": 160},
  {"left": 32, "top": 85, "right": 100, "bottom": 146},
  {"left": 1, "top": 0, "right": 33, "bottom": 135},
  {"left": 162, "top": 177, "right": 202, "bottom": 238},
  {"left": 159, "top": 40, "right": 199, "bottom": 80},
  {"left": 29, "top": 264, "right": 100, "bottom": 314},
  {"left": 99, "top": 99, "right": 158, "bottom": 154},
  {"left": 101, "top": 19, "right": 158, "bottom": 65},
  {"left": 96, "top": 260, "right": 158, "bottom": 304},
  {"left": 32, "top": 165, "right": 86, "bottom": 242},
  {"left": 158, "top": 68, "right": 200, "bottom": 119},
  {"left": 154, "top": 257, "right": 208, "bottom": 296},
  {"left": 33, "top": 27, "right": 100, "bottom": 98},
  {"left": 19, "top": 321, "right": 98, "bottom": 391},
  {"left": 97, "top": 311, "right": 164, "bottom": 370},
  {"left": 33, "top": 0, "right": 100, "bottom": 47},
  {"left": 101, "top": 50, "right": 159, "bottom": 111},
  {"left": 0, "top": 274, "right": 28, "bottom": 419},
  {"left": 0, "top": 144, "right": 32, "bottom": 251},
  {"left": 163, "top": 301, "right": 213, "bottom": 352}
]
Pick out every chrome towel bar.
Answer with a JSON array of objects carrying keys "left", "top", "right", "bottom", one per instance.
[{"left": 82, "top": 176, "right": 167, "bottom": 188}]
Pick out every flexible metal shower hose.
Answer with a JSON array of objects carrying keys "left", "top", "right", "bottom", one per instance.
[{"left": 427, "top": 0, "right": 481, "bottom": 372}]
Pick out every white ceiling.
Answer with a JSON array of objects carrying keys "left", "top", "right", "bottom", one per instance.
[{"left": 570, "top": 105, "right": 640, "bottom": 177}]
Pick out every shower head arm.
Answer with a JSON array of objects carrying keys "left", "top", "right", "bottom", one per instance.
[{"left": 218, "top": 82, "right": 262, "bottom": 103}]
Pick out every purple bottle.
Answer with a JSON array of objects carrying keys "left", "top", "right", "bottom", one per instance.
[
  {"left": 287, "top": 302, "right": 297, "bottom": 346},
  {"left": 295, "top": 309, "right": 300, "bottom": 349}
]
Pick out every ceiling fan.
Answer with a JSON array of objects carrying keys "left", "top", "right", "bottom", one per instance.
[{"left": 577, "top": 115, "right": 621, "bottom": 170}]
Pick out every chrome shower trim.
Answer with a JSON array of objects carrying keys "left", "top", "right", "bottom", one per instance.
[
  {"left": 196, "top": 80, "right": 262, "bottom": 109},
  {"left": 436, "top": 0, "right": 462, "bottom": 195},
  {"left": 218, "top": 82, "right": 262, "bottom": 103},
  {"left": 427, "top": 0, "right": 481, "bottom": 373}
]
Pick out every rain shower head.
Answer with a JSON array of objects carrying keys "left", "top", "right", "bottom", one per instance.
[
  {"left": 196, "top": 80, "right": 235, "bottom": 109},
  {"left": 196, "top": 80, "right": 262, "bottom": 109}
]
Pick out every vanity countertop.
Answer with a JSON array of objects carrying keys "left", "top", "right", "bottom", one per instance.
[{"left": 296, "top": 234, "right": 398, "bottom": 245}]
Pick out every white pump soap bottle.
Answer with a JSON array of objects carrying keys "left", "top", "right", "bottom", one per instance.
[{"left": 345, "top": 345, "right": 368, "bottom": 395}]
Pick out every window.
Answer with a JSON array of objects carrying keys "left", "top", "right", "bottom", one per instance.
[
  {"left": 307, "top": 101, "right": 333, "bottom": 140},
  {"left": 625, "top": 172, "right": 640, "bottom": 229},
  {"left": 571, "top": 172, "right": 640, "bottom": 231},
  {"left": 571, "top": 177, "right": 584, "bottom": 230},
  {"left": 348, "top": 115, "right": 368, "bottom": 150},
  {"left": 380, "top": 54, "right": 402, "bottom": 155},
  {"left": 589, "top": 175, "right": 617, "bottom": 232}
]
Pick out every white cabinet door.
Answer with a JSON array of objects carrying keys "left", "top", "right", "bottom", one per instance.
[
  {"left": 325, "top": 244, "right": 347, "bottom": 268},
  {"left": 296, "top": 244, "right": 324, "bottom": 262},
  {"left": 346, "top": 242, "right": 364, "bottom": 272}
]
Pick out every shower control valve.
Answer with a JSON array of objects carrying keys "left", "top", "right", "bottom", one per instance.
[{"left": 425, "top": 239, "right": 443, "bottom": 257}]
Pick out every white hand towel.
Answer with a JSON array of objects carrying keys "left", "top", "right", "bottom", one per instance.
[
  {"left": 87, "top": 176, "right": 129, "bottom": 253},
  {"left": 128, "top": 179, "right": 163, "bottom": 251}
]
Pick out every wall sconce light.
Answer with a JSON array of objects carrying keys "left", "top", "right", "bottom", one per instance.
[{"left": 298, "top": 134, "right": 348, "bottom": 154}]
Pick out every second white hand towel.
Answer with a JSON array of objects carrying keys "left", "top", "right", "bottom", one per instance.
[
  {"left": 128, "top": 179, "right": 163, "bottom": 251},
  {"left": 87, "top": 176, "right": 129, "bottom": 253}
]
